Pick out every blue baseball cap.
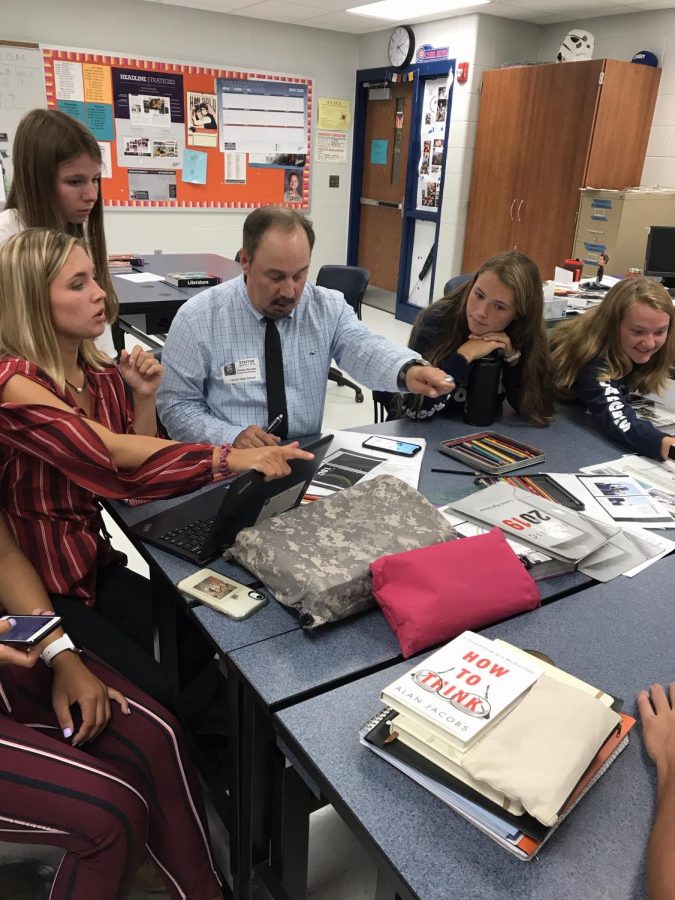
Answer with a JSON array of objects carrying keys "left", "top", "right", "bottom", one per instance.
[{"left": 632, "top": 50, "right": 658, "bottom": 66}]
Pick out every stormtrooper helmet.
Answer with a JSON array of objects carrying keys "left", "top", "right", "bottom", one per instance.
[{"left": 557, "top": 29, "right": 595, "bottom": 62}]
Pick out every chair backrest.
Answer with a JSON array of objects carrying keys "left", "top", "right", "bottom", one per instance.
[
  {"left": 316, "top": 265, "right": 370, "bottom": 318},
  {"left": 443, "top": 272, "right": 473, "bottom": 295}
]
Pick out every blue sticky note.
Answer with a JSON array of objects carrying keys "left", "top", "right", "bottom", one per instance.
[
  {"left": 57, "top": 99, "right": 85, "bottom": 124},
  {"left": 86, "top": 103, "right": 114, "bottom": 141},
  {"left": 371, "top": 139, "right": 388, "bottom": 165},
  {"left": 182, "top": 149, "right": 208, "bottom": 185}
]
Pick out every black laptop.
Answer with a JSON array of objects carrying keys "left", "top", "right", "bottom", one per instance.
[{"left": 129, "top": 434, "right": 333, "bottom": 564}]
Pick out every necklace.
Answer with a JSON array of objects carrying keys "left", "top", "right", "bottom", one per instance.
[{"left": 65, "top": 367, "right": 88, "bottom": 394}]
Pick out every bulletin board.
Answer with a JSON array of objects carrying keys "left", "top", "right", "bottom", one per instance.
[{"left": 42, "top": 47, "right": 312, "bottom": 210}]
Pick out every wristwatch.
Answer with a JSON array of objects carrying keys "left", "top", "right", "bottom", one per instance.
[
  {"left": 397, "top": 358, "right": 430, "bottom": 391},
  {"left": 40, "top": 634, "right": 79, "bottom": 667},
  {"left": 668, "top": 444, "right": 675, "bottom": 461}
]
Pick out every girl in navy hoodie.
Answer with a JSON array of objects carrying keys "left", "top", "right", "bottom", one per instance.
[{"left": 550, "top": 276, "right": 675, "bottom": 460}]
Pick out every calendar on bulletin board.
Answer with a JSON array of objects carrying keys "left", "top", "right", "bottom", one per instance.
[{"left": 42, "top": 47, "right": 312, "bottom": 210}]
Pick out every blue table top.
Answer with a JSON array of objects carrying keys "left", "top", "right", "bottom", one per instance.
[{"left": 276, "top": 557, "right": 675, "bottom": 900}]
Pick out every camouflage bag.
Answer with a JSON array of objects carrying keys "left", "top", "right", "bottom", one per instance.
[{"left": 228, "top": 474, "right": 457, "bottom": 629}]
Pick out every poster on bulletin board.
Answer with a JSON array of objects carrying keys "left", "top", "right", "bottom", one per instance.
[{"left": 42, "top": 47, "right": 312, "bottom": 210}]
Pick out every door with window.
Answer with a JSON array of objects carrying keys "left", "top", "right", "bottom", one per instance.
[{"left": 357, "top": 81, "right": 413, "bottom": 292}]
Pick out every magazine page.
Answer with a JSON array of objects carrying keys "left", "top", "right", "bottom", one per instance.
[
  {"left": 306, "top": 431, "right": 426, "bottom": 498},
  {"left": 580, "top": 456, "right": 675, "bottom": 525},
  {"left": 577, "top": 475, "right": 671, "bottom": 525}
]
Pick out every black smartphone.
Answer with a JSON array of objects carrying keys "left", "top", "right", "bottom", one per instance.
[
  {"left": 362, "top": 436, "right": 422, "bottom": 457},
  {"left": 0, "top": 615, "right": 62, "bottom": 647}
]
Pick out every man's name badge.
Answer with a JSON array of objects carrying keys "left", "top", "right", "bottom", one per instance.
[{"left": 221, "top": 358, "right": 261, "bottom": 383}]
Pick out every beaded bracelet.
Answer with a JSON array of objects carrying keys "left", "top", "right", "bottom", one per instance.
[{"left": 217, "top": 444, "right": 233, "bottom": 477}]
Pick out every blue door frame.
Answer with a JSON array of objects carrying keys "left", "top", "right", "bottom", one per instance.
[{"left": 347, "top": 59, "right": 455, "bottom": 325}]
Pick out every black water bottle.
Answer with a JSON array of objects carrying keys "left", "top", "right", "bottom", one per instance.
[{"left": 464, "top": 350, "right": 502, "bottom": 427}]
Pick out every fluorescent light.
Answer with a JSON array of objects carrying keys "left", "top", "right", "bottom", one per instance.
[{"left": 348, "top": 0, "right": 489, "bottom": 19}]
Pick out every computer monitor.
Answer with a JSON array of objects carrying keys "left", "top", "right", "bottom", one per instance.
[{"left": 644, "top": 225, "right": 675, "bottom": 288}]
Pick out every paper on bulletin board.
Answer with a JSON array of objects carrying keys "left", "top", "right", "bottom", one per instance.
[
  {"left": 224, "top": 152, "right": 247, "bottom": 184},
  {"left": 182, "top": 149, "right": 207, "bottom": 184},
  {"left": 98, "top": 142, "right": 112, "bottom": 178},
  {"left": 371, "top": 139, "right": 388, "bottom": 165},
  {"left": 315, "top": 130, "right": 347, "bottom": 163},
  {"left": 317, "top": 98, "right": 351, "bottom": 131}
]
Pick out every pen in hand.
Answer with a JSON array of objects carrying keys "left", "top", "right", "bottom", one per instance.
[{"left": 265, "top": 414, "right": 284, "bottom": 435}]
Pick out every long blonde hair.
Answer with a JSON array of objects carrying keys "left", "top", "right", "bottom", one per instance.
[
  {"left": 409, "top": 252, "right": 555, "bottom": 425},
  {"left": 550, "top": 276, "right": 675, "bottom": 396},
  {"left": 0, "top": 228, "right": 110, "bottom": 390},
  {"left": 6, "top": 108, "right": 118, "bottom": 326}
]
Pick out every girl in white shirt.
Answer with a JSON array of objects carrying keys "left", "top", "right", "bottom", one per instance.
[{"left": 0, "top": 109, "right": 117, "bottom": 357}]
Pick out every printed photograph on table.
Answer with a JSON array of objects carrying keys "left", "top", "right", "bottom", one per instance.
[{"left": 42, "top": 46, "right": 312, "bottom": 208}]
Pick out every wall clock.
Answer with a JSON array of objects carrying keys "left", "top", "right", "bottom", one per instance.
[{"left": 388, "top": 25, "right": 415, "bottom": 69}]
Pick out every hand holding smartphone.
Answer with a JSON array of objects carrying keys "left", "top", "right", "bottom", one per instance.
[
  {"left": 0, "top": 615, "right": 62, "bottom": 647},
  {"left": 362, "top": 435, "right": 422, "bottom": 457}
]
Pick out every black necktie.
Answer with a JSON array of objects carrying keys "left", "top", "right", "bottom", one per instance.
[{"left": 264, "top": 317, "right": 288, "bottom": 438}]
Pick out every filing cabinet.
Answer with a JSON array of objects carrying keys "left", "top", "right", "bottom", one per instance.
[{"left": 573, "top": 189, "right": 675, "bottom": 278}]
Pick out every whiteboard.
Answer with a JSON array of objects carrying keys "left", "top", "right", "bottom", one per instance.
[{"left": 0, "top": 41, "right": 46, "bottom": 194}]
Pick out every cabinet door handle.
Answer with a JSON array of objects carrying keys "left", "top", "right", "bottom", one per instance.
[
  {"left": 517, "top": 199, "right": 524, "bottom": 222},
  {"left": 509, "top": 199, "right": 515, "bottom": 222}
]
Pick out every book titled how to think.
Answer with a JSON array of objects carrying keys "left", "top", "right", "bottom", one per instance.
[{"left": 381, "top": 631, "right": 543, "bottom": 751}]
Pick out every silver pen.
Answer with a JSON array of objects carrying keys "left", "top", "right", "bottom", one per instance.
[{"left": 265, "top": 414, "right": 284, "bottom": 435}]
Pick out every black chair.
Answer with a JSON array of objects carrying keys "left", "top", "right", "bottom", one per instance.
[
  {"left": 443, "top": 272, "right": 473, "bottom": 295},
  {"left": 373, "top": 390, "right": 393, "bottom": 423},
  {"left": 316, "top": 265, "right": 370, "bottom": 404}
]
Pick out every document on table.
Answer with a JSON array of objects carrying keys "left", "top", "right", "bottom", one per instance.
[
  {"left": 306, "top": 431, "right": 425, "bottom": 498},
  {"left": 114, "top": 272, "right": 165, "bottom": 283},
  {"left": 548, "top": 473, "right": 672, "bottom": 528},
  {"left": 579, "top": 456, "right": 675, "bottom": 526}
]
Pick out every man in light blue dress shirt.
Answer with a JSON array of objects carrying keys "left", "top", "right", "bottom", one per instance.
[{"left": 157, "top": 208, "right": 454, "bottom": 447}]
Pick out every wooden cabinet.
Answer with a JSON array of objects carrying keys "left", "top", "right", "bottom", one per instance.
[{"left": 461, "top": 59, "right": 661, "bottom": 280}]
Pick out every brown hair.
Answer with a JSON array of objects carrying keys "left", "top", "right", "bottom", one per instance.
[
  {"left": 0, "top": 229, "right": 110, "bottom": 390},
  {"left": 6, "top": 108, "right": 118, "bottom": 325},
  {"left": 409, "top": 251, "right": 555, "bottom": 424},
  {"left": 550, "top": 276, "right": 675, "bottom": 396},
  {"left": 242, "top": 206, "right": 315, "bottom": 262}
]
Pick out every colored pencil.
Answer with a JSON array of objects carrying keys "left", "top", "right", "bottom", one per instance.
[
  {"left": 481, "top": 435, "right": 535, "bottom": 459},
  {"left": 472, "top": 438, "right": 513, "bottom": 463},
  {"left": 467, "top": 441, "right": 506, "bottom": 464}
]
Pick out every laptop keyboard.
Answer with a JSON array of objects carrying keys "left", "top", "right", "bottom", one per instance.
[{"left": 159, "top": 516, "right": 215, "bottom": 554}]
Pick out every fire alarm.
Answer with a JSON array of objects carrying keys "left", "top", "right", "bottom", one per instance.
[{"left": 457, "top": 62, "right": 469, "bottom": 83}]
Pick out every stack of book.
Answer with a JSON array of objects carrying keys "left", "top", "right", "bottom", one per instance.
[
  {"left": 108, "top": 254, "right": 145, "bottom": 273},
  {"left": 164, "top": 271, "right": 221, "bottom": 288},
  {"left": 360, "top": 631, "right": 634, "bottom": 859}
]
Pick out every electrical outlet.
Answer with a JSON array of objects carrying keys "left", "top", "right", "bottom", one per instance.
[{"left": 329, "top": 175, "right": 339, "bottom": 188}]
